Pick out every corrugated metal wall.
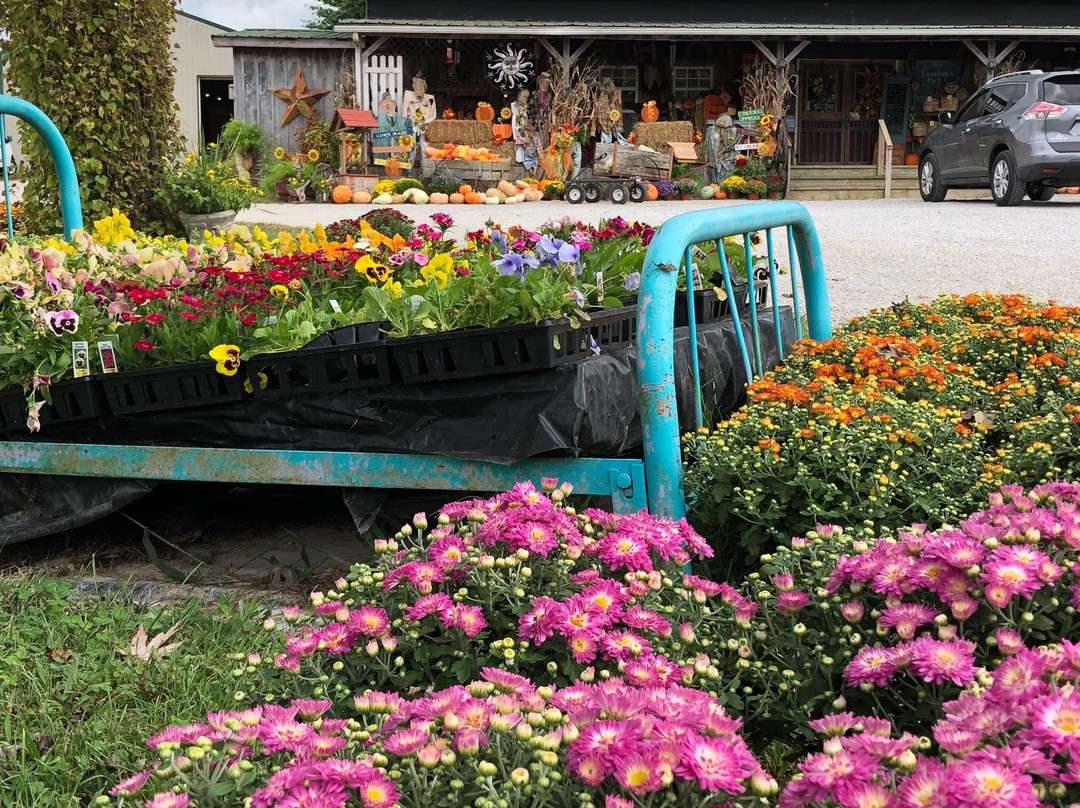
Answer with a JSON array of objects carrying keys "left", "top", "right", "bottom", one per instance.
[
  {"left": 233, "top": 47, "right": 352, "bottom": 149},
  {"left": 171, "top": 15, "right": 235, "bottom": 147}
]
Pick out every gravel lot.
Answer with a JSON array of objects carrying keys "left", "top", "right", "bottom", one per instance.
[{"left": 239, "top": 195, "right": 1080, "bottom": 325}]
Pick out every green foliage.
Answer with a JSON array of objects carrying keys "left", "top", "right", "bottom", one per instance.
[
  {"left": 3, "top": 0, "right": 181, "bottom": 234},
  {"left": 156, "top": 144, "right": 262, "bottom": 217},
  {"left": 296, "top": 116, "right": 339, "bottom": 172},
  {"left": 0, "top": 573, "right": 270, "bottom": 807},
  {"left": 219, "top": 119, "right": 266, "bottom": 158},
  {"left": 425, "top": 176, "right": 460, "bottom": 196},
  {"left": 304, "top": 0, "right": 367, "bottom": 29},
  {"left": 392, "top": 177, "right": 424, "bottom": 194},
  {"left": 325, "top": 208, "right": 416, "bottom": 241}
]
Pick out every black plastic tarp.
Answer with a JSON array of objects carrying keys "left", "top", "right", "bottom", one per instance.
[{"left": 0, "top": 309, "right": 794, "bottom": 541}]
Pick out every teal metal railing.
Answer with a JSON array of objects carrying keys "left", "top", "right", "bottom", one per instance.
[{"left": 636, "top": 202, "right": 832, "bottom": 518}]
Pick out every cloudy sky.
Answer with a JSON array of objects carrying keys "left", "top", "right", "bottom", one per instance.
[{"left": 180, "top": 0, "right": 317, "bottom": 31}]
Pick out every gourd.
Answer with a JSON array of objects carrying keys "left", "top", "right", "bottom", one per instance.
[
  {"left": 464, "top": 192, "right": 484, "bottom": 204},
  {"left": 497, "top": 180, "right": 517, "bottom": 196},
  {"left": 332, "top": 185, "right": 354, "bottom": 204},
  {"left": 402, "top": 188, "right": 429, "bottom": 204},
  {"left": 429, "top": 192, "right": 449, "bottom": 204},
  {"left": 484, "top": 194, "right": 501, "bottom": 205},
  {"left": 352, "top": 190, "right": 372, "bottom": 204},
  {"left": 449, "top": 192, "right": 465, "bottom": 204},
  {"left": 390, "top": 194, "right": 405, "bottom": 204},
  {"left": 640, "top": 100, "right": 659, "bottom": 123},
  {"left": 700, "top": 185, "right": 718, "bottom": 200},
  {"left": 645, "top": 183, "right": 659, "bottom": 201},
  {"left": 372, "top": 193, "right": 393, "bottom": 204},
  {"left": 458, "top": 184, "right": 473, "bottom": 195},
  {"left": 522, "top": 188, "right": 543, "bottom": 202}
]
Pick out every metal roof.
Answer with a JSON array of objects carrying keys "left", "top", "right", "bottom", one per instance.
[
  {"left": 334, "top": 18, "right": 1080, "bottom": 39},
  {"left": 211, "top": 29, "right": 353, "bottom": 48}
]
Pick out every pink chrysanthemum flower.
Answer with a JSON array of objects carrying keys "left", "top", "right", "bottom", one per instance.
[
  {"left": 909, "top": 637, "right": 977, "bottom": 686},
  {"left": 291, "top": 699, "right": 333, "bottom": 720},
  {"left": 318, "top": 758, "right": 375, "bottom": 789},
  {"left": 870, "top": 557, "right": 914, "bottom": 597},
  {"left": 349, "top": 606, "right": 390, "bottom": 638},
  {"left": 519, "top": 597, "right": 560, "bottom": 644},
  {"left": 442, "top": 604, "right": 487, "bottom": 637},
  {"left": 677, "top": 517, "right": 714, "bottom": 559},
  {"left": 555, "top": 597, "right": 605, "bottom": 639},
  {"left": 596, "top": 531, "right": 653, "bottom": 572},
  {"left": 844, "top": 646, "right": 898, "bottom": 688},
  {"left": 1030, "top": 689, "right": 1080, "bottom": 753},
  {"left": 259, "top": 718, "right": 315, "bottom": 754},
  {"left": 144, "top": 793, "right": 192, "bottom": 808},
  {"left": 383, "top": 726, "right": 429, "bottom": 756},
  {"left": 581, "top": 580, "right": 630, "bottom": 622},
  {"left": 932, "top": 724, "right": 983, "bottom": 755},
  {"left": 807, "top": 712, "right": 859, "bottom": 737},
  {"left": 949, "top": 597, "right": 980, "bottom": 621},
  {"left": 358, "top": 772, "right": 400, "bottom": 808},
  {"left": 841, "top": 601, "right": 866, "bottom": 622},
  {"left": 932, "top": 535, "right": 987, "bottom": 568},
  {"left": 771, "top": 572, "right": 795, "bottom": 591},
  {"left": 948, "top": 761, "right": 1039, "bottom": 808},
  {"left": 877, "top": 603, "right": 940, "bottom": 640},
  {"left": 573, "top": 751, "right": 610, "bottom": 786},
  {"left": 605, "top": 795, "right": 635, "bottom": 808},
  {"left": 681, "top": 573, "right": 725, "bottom": 597},
  {"left": 776, "top": 590, "right": 810, "bottom": 615},
  {"left": 897, "top": 758, "right": 948, "bottom": 808},
  {"left": 108, "top": 770, "right": 152, "bottom": 797},
  {"left": 568, "top": 719, "right": 636, "bottom": 768},
  {"left": 428, "top": 535, "right": 468, "bottom": 569},
  {"left": 623, "top": 659, "right": 657, "bottom": 687},
  {"left": 615, "top": 751, "right": 664, "bottom": 794},
  {"left": 797, "top": 748, "right": 875, "bottom": 789},
  {"left": 480, "top": 667, "right": 533, "bottom": 694},
  {"left": 676, "top": 733, "right": 754, "bottom": 794},
  {"left": 403, "top": 593, "right": 454, "bottom": 622},
  {"left": 601, "top": 630, "right": 651, "bottom": 662},
  {"left": 314, "top": 623, "right": 353, "bottom": 655},
  {"left": 834, "top": 780, "right": 898, "bottom": 808},
  {"left": 994, "top": 627, "right": 1026, "bottom": 656},
  {"left": 305, "top": 734, "right": 348, "bottom": 758}
]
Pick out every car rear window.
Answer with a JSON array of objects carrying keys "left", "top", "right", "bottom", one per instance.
[{"left": 1044, "top": 76, "right": 1080, "bottom": 105}]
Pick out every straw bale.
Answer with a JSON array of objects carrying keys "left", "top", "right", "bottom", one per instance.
[
  {"left": 632, "top": 121, "right": 694, "bottom": 153},
  {"left": 425, "top": 120, "right": 493, "bottom": 147}
]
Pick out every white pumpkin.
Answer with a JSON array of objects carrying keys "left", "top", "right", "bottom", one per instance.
[
  {"left": 483, "top": 195, "right": 501, "bottom": 205},
  {"left": 372, "top": 193, "right": 393, "bottom": 205}
]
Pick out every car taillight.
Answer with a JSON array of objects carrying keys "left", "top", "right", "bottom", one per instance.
[{"left": 1023, "top": 101, "right": 1068, "bottom": 120}]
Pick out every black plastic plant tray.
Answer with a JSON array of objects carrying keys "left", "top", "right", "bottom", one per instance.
[
  {"left": 673, "top": 286, "right": 748, "bottom": 328},
  {"left": 38, "top": 378, "right": 109, "bottom": 427},
  {"left": 301, "top": 321, "right": 387, "bottom": 350},
  {"left": 245, "top": 342, "right": 396, "bottom": 398},
  {"left": 99, "top": 361, "right": 246, "bottom": 416},
  {"left": 0, "top": 388, "right": 26, "bottom": 433},
  {"left": 390, "top": 306, "right": 639, "bottom": 383}
]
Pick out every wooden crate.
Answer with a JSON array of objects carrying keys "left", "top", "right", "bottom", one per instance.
[
  {"left": 611, "top": 143, "right": 672, "bottom": 180},
  {"left": 334, "top": 174, "right": 381, "bottom": 193},
  {"left": 421, "top": 159, "right": 524, "bottom": 184}
]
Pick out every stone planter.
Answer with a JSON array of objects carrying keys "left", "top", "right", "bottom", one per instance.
[
  {"left": 177, "top": 209, "right": 237, "bottom": 238},
  {"left": 274, "top": 179, "right": 291, "bottom": 201}
]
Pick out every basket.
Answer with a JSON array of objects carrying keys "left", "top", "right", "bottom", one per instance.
[
  {"left": 911, "top": 121, "right": 929, "bottom": 138},
  {"left": 390, "top": 307, "right": 639, "bottom": 383},
  {"left": 923, "top": 97, "right": 940, "bottom": 113},
  {"left": 940, "top": 96, "right": 959, "bottom": 112},
  {"left": 245, "top": 342, "right": 396, "bottom": 398},
  {"left": 99, "top": 361, "right": 246, "bottom": 416}
]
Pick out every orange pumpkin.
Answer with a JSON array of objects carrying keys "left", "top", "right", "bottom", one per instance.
[
  {"left": 429, "top": 192, "right": 449, "bottom": 204},
  {"left": 458, "top": 184, "right": 473, "bottom": 195},
  {"left": 449, "top": 192, "right": 465, "bottom": 204},
  {"left": 640, "top": 101, "right": 659, "bottom": 124},
  {"left": 332, "top": 184, "right": 354, "bottom": 204},
  {"left": 476, "top": 104, "right": 495, "bottom": 122},
  {"left": 904, "top": 153, "right": 919, "bottom": 166},
  {"left": 645, "top": 183, "right": 659, "bottom": 201},
  {"left": 492, "top": 123, "right": 513, "bottom": 140},
  {"left": 384, "top": 157, "right": 402, "bottom": 177},
  {"left": 713, "top": 189, "right": 727, "bottom": 200},
  {"left": 464, "top": 191, "right": 484, "bottom": 204}
]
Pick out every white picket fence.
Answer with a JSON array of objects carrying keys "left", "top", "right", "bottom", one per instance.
[{"left": 360, "top": 53, "right": 403, "bottom": 113}]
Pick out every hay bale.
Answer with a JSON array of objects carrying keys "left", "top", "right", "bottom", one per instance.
[
  {"left": 632, "top": 121, "right": 694, "bottom": 153},
  {"left": 425, "top": 120, "right": 493, "bottom": 147}
]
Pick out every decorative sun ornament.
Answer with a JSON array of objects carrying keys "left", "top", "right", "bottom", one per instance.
[{"left": 484, "top": 43, "right": 535, "bottom": 90}]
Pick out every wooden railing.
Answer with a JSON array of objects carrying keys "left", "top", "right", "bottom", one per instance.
[{"left": 876, "top": 119, "right": 894, "bottom": 199}]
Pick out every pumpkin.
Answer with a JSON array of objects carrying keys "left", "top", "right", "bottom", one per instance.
[
  {"left": 904, "top": 153, "right": 920, "bottom": 166},
  {"left": 484, "top": 195, "right": 501, "bottom": 205},
  {"left": 429, "top": 192, "right": 449, "bottom": 204},
  {"left": 390, "top": 194, "right": 405, "bottom": 204},
  {"left": 384, "top": 157, "right": 402, "bottom": 177},
  {"left": 464, "top": 192, "right": 484, "bottom": 204},
  {"left": 352, "top": 190, "right": 372, "bottom": 204},
  {"left": 459, "top": 184, "right": 473, "bottom": 195},
  {"left": 700, "top": 186, "right": 718, "bottom": 200},
  {"left": 645, "top": 183, "right": 659, "bottom": 201},
  {"left": 492, "top": 123, "right": 513, "bottom": 140},
  {"left": 449, "top": 192, "right": 465, "bottom": 204},
  {"left": 497, "top": 180, "right": 517, "bottom": 197},
  {"left": 423, "top": 146, "right": 439, "bottom": 158},
  {"left": 332, "top": 184, "right": 354, "bottom": 204},
  {"left": 443, "top": 143, "right": 457, "bottom": 153},
  {"left": 640, "top": 100, "right": 659, "bottom": 123},
  {"left": 713, "top": 189, "right": 727, "bottom": 200},
  {"left": 476, "top": 103, "right": 495, "bottom": 122},
  {"left": 522, "top": 188, "right": 543, "bottom": 202}
]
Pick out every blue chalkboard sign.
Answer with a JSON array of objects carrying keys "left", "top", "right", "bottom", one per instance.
[{"left": 880, "top": 74, "right": 912, "bottom": 141}]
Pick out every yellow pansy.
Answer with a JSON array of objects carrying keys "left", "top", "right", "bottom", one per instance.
[
  {"left": 269, "top": 284, "right": 289, "bottom": 300},
  {"left": 355, "top": 254, "right": 390, "bottom": 283},
  {"left": 381, "top": 278, "right": 403, "bottom": 298},
  {"left": 209, "top": 344, "right": 241, "bottom": 376}
]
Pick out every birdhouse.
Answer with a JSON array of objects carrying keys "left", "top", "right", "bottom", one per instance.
[{"left": 330, "top": 108, "right": 378, "bottom": 176}]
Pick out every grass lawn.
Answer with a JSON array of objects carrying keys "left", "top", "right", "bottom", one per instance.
[{"left": 0, "top": 571, "right": 272, "bottom": 807}]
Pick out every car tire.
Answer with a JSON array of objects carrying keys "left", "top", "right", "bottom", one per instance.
[
  {"left": 919, "top": 153, "right": 948, "bottom": 202},
  {"left": 1027, "top": 184, "right": 1056, "bottom": 202},
  {"left": 991, "top": 151, "right": 1025, "bottom": 207}
]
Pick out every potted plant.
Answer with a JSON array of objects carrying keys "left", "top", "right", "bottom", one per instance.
[
  {"left": 156, "top": 143, "right": 263, "bottom": 236},
  {"left": 674, "top": 175, "right": 700, "bottom": 200},
  {"left": 653, "top": 179, "right": 676, "bottom": 200},
  {"left": 219, "top": 118, "right": 265, "bottom": 175},
  {"left": 720, "top": 174, "right": 747, "bottom": 199},
  {"left": 260, "top": 146, "right": 300, "bottom": 200},
  {"left": 764, "top": 174, "right": 784, "bottom": 200},
  {"left": 743, "top": 178, "right": 767, "bottom": 200}
]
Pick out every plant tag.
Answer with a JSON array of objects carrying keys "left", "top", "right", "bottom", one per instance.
[
  {"left": 265, "top": 315, "right": 278, "bottom": 325},
  {"left": 692, "top": 263, "right": 704, "bottom": 290},
  {"left": 97, "top": 340, "right": 118, "bottom": 373},
  {"left": 72, "top": 341, "right": 90, "bottom": 378},
  {"left": 595, "top": 269, "right": 604, "bottom": 296},
  {"left": 329, "top": 299, "right": 342, "bottom": 313}
]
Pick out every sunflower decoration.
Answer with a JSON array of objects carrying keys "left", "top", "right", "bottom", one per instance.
[
  {"left": 758, "top": 114, "right": 775, "bottom": 136},
  {"left": 306, "top": 148, "right": 320, "bottom": 163},
  {"left": 499, "top": 106, "right": 512, "bottom": 121},
  {"left": 398, "top": 134, "right": 415, "bottom": 150},
  {"left": 273, "top": 146, "right": 287, "bottom": 160},
  {"left": 608, "top": 108, "right": 622, "bottom": 124}
]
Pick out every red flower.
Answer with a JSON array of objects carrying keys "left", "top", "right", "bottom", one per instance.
[
  {"left": 134, "top": 340, "right": 154, "bottom": 352},
  {"left": 237, "top": 313, "right": 258, "bottom": 327},
  {"left": 145, "top": 313, "right": 166, "bottom": 325},
  {"left": 180, "top": 312, "right": 201, "bottom": 321}
]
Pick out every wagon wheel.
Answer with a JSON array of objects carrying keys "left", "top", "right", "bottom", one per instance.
[
  {"left": 628, "top": 181, "right": 646, "bottom": 203},
  {"left": 774, "top": 118, "right": 791, "bottom": 197},
  {"left": 609, "top": 183, "right": 629, "bottom": 204},
  {"left": 566, "top": 183, "right": 585, "bottom": 204},
  {"left": 583, "top": 183, "right": 603, "bottom": 203}
]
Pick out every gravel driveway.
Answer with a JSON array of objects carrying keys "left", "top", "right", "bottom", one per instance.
[{"left": 237, "top": 196, "right": 1080, "bottom": 325}]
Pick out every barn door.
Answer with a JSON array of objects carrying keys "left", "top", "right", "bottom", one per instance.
[{"left": 360, "top": 53, "right": 403, "bottom": 113}]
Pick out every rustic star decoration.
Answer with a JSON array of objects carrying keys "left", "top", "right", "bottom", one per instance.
[{"left": 270, "top": 67, "right": 331, "bottom": 127}]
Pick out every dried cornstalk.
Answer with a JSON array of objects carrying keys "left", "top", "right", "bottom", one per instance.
[
  {"left": 548, "top": 60, "right": 603, "bottom": 135},
  {"left": 334, "top": 53, "right": 358, "bottom": 109},
  {"left": 741, "top": 58, "right": 797, "bottom": 120},
  {"left": 972, "top": 50, "right": 1035, "bottom": 88}
]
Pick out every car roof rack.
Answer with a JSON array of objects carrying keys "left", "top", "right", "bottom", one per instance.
[{"left": 986, "top": 69, "right": 1044, "bottom": 83}]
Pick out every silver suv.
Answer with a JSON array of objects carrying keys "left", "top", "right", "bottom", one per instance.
[{"left": 918, "top": 70, "right": 1080, "bottom": 206}]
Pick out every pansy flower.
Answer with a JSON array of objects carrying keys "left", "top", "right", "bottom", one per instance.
[{"left": 209, "top": 343, "right": 240, "bottom": 376}]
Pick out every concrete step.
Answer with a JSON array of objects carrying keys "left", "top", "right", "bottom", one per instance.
[
  {"left": 788, "top": 177, "right": 914, "bottom": 190},
  {"left": 788, "top": 187, "right": 992, "bottom": 200}
]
